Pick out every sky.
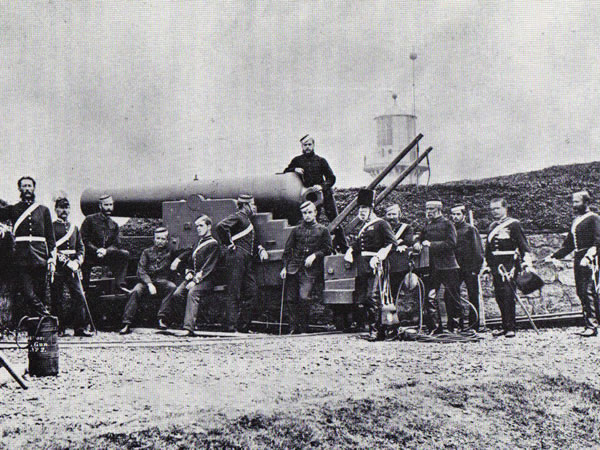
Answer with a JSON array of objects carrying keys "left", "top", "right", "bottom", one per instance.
[{"left": 1, "top": 1, "right": 599, "bottom": 217}]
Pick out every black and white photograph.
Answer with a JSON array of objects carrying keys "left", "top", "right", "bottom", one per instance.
[{"left": 1, "top": 1, "right": 600, "bottom": 448}]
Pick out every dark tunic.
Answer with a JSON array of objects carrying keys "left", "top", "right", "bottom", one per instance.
[
  {"left": 80, "top": 212, "right": 121, "bottom": 255},
  {"left": 485, "top": 217, "right": 531, "bottom": 268},
  {"left": 420, "top": 216, "right": 459, "bottom": 270},
  {"left": 454, "top": 221, "right": 484, "bottom": 273},
  {"left": 53, "top": 220, "right": 85, "bottom": 265},
  {"left": 283, "top": 153, "right": 336, "bottom": 190},
  {"left": 283, "top": 221, "right": 332, "bottom": 276},
  {"left": 352, "top": 217, "right": 397, "bottom": 276},
  {"left": 0, "top": 201, "right": 56, "bottom": 267},
  {"left": 137, "top": 245, "right": 178, "bottom": 284},
  {"left": 216, "top": 211, "right": 256, "bottom": 256},
  {"left": 552, "top": 211, "right": 600, "bottom": 260}
]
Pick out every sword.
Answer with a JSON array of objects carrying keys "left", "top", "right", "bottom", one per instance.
[
  {"left": 75, "top": 268, "right": 97, "bottom": 334},
  {"left": 498, "top": 264, "right": 540, "bottom": 334}
]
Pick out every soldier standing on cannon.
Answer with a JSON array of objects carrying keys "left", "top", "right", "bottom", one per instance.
[
  {"left": 80, "top": 194, "right": 130, "bottom": 293},
  {"left": 119, "top": 227, "right": 178, "bottom": 335},
  {"left": 0, "top": 176, "right": 55, "bottom": 317},
  {"left": 414, "top": 200, "right": 465, "bottom": 334},
  {"left": 216, "top": 194, "right": 269, "bottom": 333},
  {"left": 284, "top": 134, "right": 347, "bottom": 251},
  {"left": 545, "top": 191, "right": 600, "bottom": 337},
  {"left": 280, "top": 201, "right": 333, "bottom": 334},
  {"left": 50, "top": 196, "right": 92, "bottom": 337},
  {"left": 446, "top": 204, "right": 484, "bottom": 331},
  {"left": 484, "top": 198, "right": 533, "bottom": 338},
  {"left": 344, "top": 189, "right": 397, "bottom": 340}
]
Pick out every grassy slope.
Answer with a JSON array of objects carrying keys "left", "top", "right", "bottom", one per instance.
[{"left": 333, "top": 161, "right": 600, "bottom": 234}]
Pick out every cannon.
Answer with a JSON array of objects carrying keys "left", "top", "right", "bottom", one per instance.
[{"left": 81, "top": 173, "right": 322, "bottom": 224}]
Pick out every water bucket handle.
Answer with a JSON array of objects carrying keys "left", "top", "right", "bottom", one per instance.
[{"left": 15, "top": 316, "right": 54, "bottom": 350}]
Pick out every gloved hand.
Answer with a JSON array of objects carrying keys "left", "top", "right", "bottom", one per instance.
[
  {"left": 397, "top": 245, "right": 407, "bottom": 253},
  {"left": 369, "top": 256, "right": 380, "bottom": 270},
  {"left": 66, "top": 259, "right": 79, "bottom": 272},
  {"left": 170, "top": 258, "right": 181, "bottom": 271},
  {"left": 147, "top": 283, "right": 157, "bottom": 296},
  {"left": 304, "top": 253, "right": 316, "bottom": 268},
  {"left": 258, "top": 246, "right": 269, "bottom": 262},
  {"left": 184, "top": 270, "right": 194, "bottom": 281},
  {"left": 280, "top": 267, "right": 287, "bottom": 279},
  {"left": 344, "top": 248, "right": 353, "bottom": 264}
]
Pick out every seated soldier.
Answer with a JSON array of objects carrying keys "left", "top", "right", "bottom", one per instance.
[
  {"left": 80, "top": 194, "right": 129, "bottom": 293},
  {"left": 119, "top": 227, "right": 177, "bottom": 335},
  {"left": 164, "top": 215, "right": 220, "bottom": 337}
]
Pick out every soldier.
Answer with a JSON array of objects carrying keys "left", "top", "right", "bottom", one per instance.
[
  {"left": 545, "top": 191, "right": 600, "bottom": 337},
  {"left": 119, "top": 227, "right": 178, "bottom": 335},
  {"left": 484, "top": 198, "right": 533, "bottom": 338},
  {"left": 50, "top": 196, "right": 92, "bottom": 337},
  {"left": 284, "top": 134, "right": 347, "bottom": 251},
  {"left": 384, "top": 203, "right": 414, "bottom": 296},
  {"left": 445, "top": 204, "right": 484, "bottom": 331},
  {"left": 344, "top": 189, "right": 397, "bottom": 340},
  {"left": 414, "top": 200, "right": 465, "bottom": 334},
  {"left": 164, "top": 216, "right": 220, "bottom": 337},
  {"left": 80, "top": 194, "right": 129, "bottom": 293},
  {"left": 0, "top": 176, "right": 55, "bottom": 316},
  {"left": 216, "top": 194, "right": 269, "bottom": 333},
  {"left": 280, "top": 201, "right": 333, "bottom": 334}
]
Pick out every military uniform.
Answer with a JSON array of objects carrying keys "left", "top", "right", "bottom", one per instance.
[
  {"left": 282, "top": 220, "right": 332, "bottom": 333},
  {"left": 420, "top": 215, "right": 464, "bottom": 332},
  {"left": 122, "top": 244, "right": 178, "bottom": 327},
  {"left": 386, "top": 220, "right": 414, "bottom": 296},
  {"left": 159, "top": 235, "right": 219, "bottom": 331},
  {"left": 216, "top": 210, "right": 262, "bottom": 332},
  {"left": 552, "top": 210, "right": 600, "bottom": 329},
  {"left": 51, "top": 219, "right": 87, "bottom": 333},
  {"left": 80, "top": 212, "right": 129, "bottom": 291},
  {"left": 485, "top": 216, "right": 532, "bottom": 333},
  {"left": 351, "top": 217, "right": 397, "bottom": 333},
  {"left": 284, "top": 152, "right": 346, "bottom": 250},
  {"left": 443, "top": 220, "right": 484, "bottom": 330},
  {"left": 0, "top": 201, "right": 56, "bottom": 315}
]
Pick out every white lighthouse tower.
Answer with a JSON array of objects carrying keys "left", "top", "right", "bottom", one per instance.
[{"left": 363, "top": 94, "right": 428, "bottom": 184}]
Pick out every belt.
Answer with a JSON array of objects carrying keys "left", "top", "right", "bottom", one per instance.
[
  {"left": 59, "top": 249, "right": 76, "bottom": 255},
  {"left": 361, "top": 251, "right": 378, "bottom": 257},
  {"left": 491, "top": 250, "right": 516, "bottom": 256},
  {"left": 15, "top": 236, "right": 46, "bottom": 243}
]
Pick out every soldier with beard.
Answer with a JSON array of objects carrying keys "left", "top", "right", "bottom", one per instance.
[
  {"left": 344, "top": 189, "right": 397, "bottom": 340},
  {"left": 284, "top": 134, "right": 347, "bottom": 251},
  {"left": 546, "top": 191, "right": 600, "bottom": 337},
  {"left": 80, "top": 194, "right": 130, "bottom": 293},
  {"left": 0, "top": 176, "right": 56, "bottom": 316},
  {"left": 384, "top": 204, "right": 414, "bottom": 297},
  {"left": 414, "top": 200, "right": 465, "bottom": 334}
]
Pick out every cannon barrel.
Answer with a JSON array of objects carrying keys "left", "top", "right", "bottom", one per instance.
[{"left": 80, "top": 172, "right": 317, "bottom": 221}]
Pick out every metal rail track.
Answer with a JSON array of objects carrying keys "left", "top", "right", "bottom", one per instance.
[{"left": 0, "top": 330, "right": 345, "bottom": 350}]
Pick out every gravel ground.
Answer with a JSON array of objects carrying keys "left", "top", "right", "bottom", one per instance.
[{"left": 1, "top": 327, "right": 599, "bottom": 449}]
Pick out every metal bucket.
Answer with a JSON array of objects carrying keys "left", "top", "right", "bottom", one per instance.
[{"left": 17, "top": 316, "right": 59, "bottom": 377}]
